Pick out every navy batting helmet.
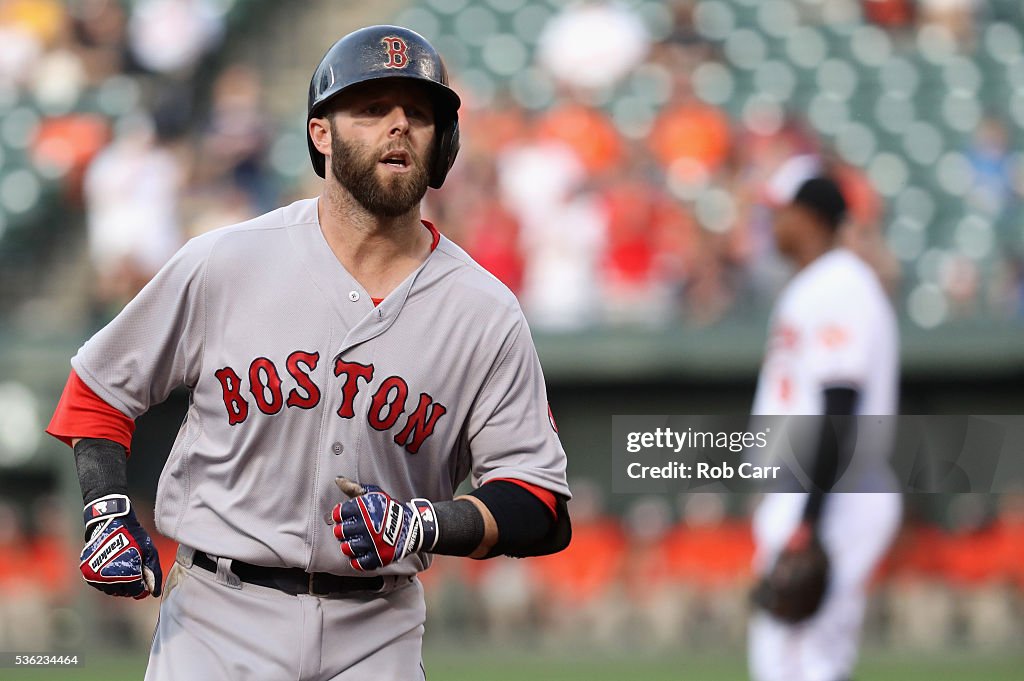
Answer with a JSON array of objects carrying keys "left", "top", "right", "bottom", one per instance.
[{"left": 307, "top": 25, "right": 461, "bottom": 189}]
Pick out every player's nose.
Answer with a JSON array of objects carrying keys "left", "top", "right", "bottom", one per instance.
[{"left": 386, "top": 106, "right": 410, "bottom": 136}]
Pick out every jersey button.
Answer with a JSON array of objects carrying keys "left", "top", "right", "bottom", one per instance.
[
  {"left": 348, "top": 291, "right": 360, "bottom": 302},
  {"left": 332, "top": 442, "right": 344, "bottom": 455}
]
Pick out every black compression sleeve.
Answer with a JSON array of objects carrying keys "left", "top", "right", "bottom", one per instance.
[
  {"left": 73, "top": 438, "right": 129, "bottom": 506},
  {"left": 470, "top": 480, "right": 560, "bottom": 558},
  {"left": 426, "top": 482, "right": 569, "bottom": 559},
  {"left": 431, "top": 499, "right": 485, "bottom": 556},
  {"left": 803, "top": 386, "right": 859, "bottom": 524}
]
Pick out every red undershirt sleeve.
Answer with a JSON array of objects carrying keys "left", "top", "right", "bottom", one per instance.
[{"left": 46, "top": 370, "right": 135, "bottom": 453}]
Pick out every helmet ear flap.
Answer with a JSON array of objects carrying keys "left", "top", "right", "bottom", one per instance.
[
  {"left": 312, "top": 149, "right": 326, "bottom": 178},
  {"left": 429, "top": 117, "right": 460, "bottom": 189}
]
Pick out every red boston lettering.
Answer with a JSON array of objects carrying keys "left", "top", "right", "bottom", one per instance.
[
  {"left": 394, "top": 393, "right": 447, "bottom": 454},
  {"left": 215, "top": 367, "right": 249, "bottom": 425},
  {"left": 334, "top": 359, "right": 375, "bottom": 419},
  {"left": 368, "top": 376, "right": 408, "bottom": 431},
  {"left": 285, "top": 351, "right": 321, "bottom": 409},
  {"left": 214, "top": 353, "right": 447, "bottom": 454},
  {"left": 249, "top": 357, "right": 284, "bottom": 415}
]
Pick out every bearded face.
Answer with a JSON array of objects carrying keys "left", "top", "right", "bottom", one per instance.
[{"left": 329, "top": 119, "right": 433, "bottom": 218}]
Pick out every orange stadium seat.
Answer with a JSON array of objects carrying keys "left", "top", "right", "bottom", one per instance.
[
  {"left": 528, "top": 517, "right": 626, "bottom": 606},
  {"left": 664, "top": 520, "right": 755, "bottom": 588},
  {"left": 647, "top": 102, "right": 731, "bottom": 176},
  {"left": 536, "top": 103, "right": 624, "bottom": 176}
]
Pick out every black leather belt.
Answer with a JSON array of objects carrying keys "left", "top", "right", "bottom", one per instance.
[{"left": 191, "top": 551, "right": 385, "bottom": 596}]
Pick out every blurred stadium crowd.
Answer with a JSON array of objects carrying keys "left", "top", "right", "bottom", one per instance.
[
  {"left": 1, "top": 0, "right": 1024, "bottom": 329},
  {"left": 1, "top": 0, "right": 1023, "bottom": 656},
  {"left": 1, "top": 485, "right": 1023, "bottom": 651}
]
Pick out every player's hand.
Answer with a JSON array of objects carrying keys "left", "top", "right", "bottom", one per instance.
[
  {"left": 327, "top": 477, "right": 438, "bottom": 571},
  {"left": 79, "top": 494, "right": 163, "bottom": 599}
]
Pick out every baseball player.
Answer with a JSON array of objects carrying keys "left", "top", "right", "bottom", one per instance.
[
  {"left": 748, "top": 175, "right": 901, "bottom": 681},
  {"left": 46, "top": 26, "right": 571, "bottom": 680}
]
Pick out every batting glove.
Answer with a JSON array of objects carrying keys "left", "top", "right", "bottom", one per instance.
[
  {"left": 79, "top": 494, "right": 162, "bottom": 599},
  {"left": 329, "top": 477, "right": 438, "bottom": 571}
]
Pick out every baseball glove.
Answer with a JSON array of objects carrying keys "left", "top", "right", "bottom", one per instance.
[{"left": 751, "top": 523, "right": 830, "bottom": 623}]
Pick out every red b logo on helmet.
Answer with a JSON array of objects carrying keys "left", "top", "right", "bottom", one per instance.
[{"left": 382, "top": 37, "right": 409, "bottom": 69}]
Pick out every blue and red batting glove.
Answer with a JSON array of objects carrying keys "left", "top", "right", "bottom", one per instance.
[
  {"left": 329, "top": 477, "right": 438, "bottom": 571},
  {"left": 79, "top": 494, "right": 162, "bottom": 599}
]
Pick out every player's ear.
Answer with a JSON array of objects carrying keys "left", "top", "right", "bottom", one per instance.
[{"left": 309, "top": 116, "right": 332, "bottom": 157}]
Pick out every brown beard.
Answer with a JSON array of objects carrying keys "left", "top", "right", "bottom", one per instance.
[{"left": 329, "top": 121, "right": 432, "bottom": 218}]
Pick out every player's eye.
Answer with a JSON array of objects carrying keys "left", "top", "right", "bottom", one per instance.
[{"left": 411, "top": 107, "right": 431, "bottom": 121}]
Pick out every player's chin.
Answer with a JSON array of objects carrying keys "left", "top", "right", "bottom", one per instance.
[{"left": 378, "top": 168, "right": 429, "bottom": 198}]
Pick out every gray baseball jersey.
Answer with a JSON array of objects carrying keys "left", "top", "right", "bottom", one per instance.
[{"left": 72, "top": 196, "right": 570, "bottom": 577}]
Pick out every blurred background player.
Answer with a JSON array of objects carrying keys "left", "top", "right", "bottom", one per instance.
[{"left": 748, "top": 174, "right": 901, "bottom": 681}]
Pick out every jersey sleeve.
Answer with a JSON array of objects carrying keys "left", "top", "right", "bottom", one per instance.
[
  {"left": 70, "top": 236, "right": 211, "bottom": 419},
  {"left": 807, "top": 303, "right": 872, "bottom": 390},
  {"left": 465, "top": 316, "right": 570, "bottom": 500}
]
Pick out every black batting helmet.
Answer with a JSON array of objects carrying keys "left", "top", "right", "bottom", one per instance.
[{"left": 307, "top": 25, "right": 461, "bottom": 189}]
